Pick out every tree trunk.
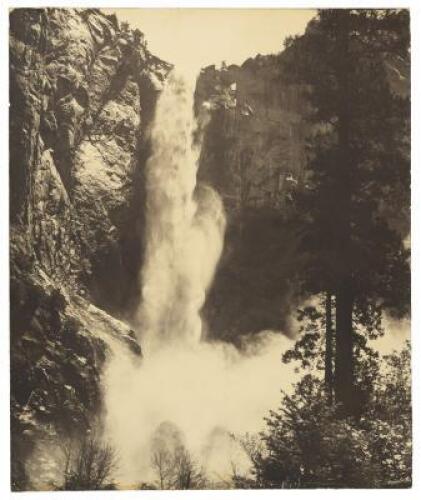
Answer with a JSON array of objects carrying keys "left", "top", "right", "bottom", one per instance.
[
  {"left": 334, "top": 282, "right": 355, "bottom": 414},
  {"left": 333, "top": 10, "right": 356, "bottom": 415},
  {"left": 324, "top": 291, "right": 333, "bottom": 404}
]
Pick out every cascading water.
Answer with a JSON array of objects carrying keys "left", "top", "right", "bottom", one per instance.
[
  {"left": 138, "top": 71, "right": 225, "bottom": 351},
  {"left": 102, "top": 71, "right": 298, "bottom": 488}
]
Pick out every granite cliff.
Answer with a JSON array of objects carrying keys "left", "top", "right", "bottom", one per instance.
[
  {"left": 195, "top": 55, "right": 312, "bottom": 342},
  {"left": 10, "top": 8, "right": 169, "bottom": 489}
]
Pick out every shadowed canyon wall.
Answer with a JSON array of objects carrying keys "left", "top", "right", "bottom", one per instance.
[
  {"left": 193, "top": 42, "right": 409, "bottom": 343},
  {"left": 195, "top": 56, "right": 312, "bottom": 343}
]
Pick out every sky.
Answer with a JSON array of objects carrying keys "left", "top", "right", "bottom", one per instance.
[{"left": 106, "top": 9, "right": 316, "bottom": 73}]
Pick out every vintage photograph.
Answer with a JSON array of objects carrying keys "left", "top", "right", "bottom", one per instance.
[{"left": 9, "top": 7, "right": 411, "bottom": 490}]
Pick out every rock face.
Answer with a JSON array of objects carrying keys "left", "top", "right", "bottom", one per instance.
[
  {"left": 195, "top": 56, "right": 311, "bottom": 342},
  {"left": 194, "top": 45, "right": 409, "bottom": 343},
  {"left": 10, "top": 8, "right": 170, "bottom": 311},
  {"left": 9, "top": 8, "right": 169, "bottom": 489},
  {"left": 196, "top": 57, "right": 311, "bottom": 215}
]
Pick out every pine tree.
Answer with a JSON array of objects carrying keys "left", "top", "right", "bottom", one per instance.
[{"left": 281, "top": 9, "right": 410, "bottom": 414}]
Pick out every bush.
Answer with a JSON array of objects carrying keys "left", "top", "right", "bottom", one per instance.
[
  {"left": 60, "top": 433, "right": 118, "bottom": 490},
  {"left": 239, "top": 344, "right": 411, "bottom": 488},
  {"left": 150, "top": 422, "right": 207, "bottom": 490}
]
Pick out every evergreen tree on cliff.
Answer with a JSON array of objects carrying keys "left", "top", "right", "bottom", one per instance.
[{"left": 282, "top": 9, "right": 410, "bottom": 414}]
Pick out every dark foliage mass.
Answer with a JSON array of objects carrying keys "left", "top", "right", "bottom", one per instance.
[
  {"left": 284, "top": 9, "right": 410, "bottom": 414},
  {"left": 233, "top": 8, "right": 411, "bottom": 489},
  {"left": 234, "top": 343, "right": 411, "bottom": 488}
]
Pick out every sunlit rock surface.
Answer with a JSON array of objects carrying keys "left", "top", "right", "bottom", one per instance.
[{"left": 9, "top": 8, "right": 169, "bottom": 489}]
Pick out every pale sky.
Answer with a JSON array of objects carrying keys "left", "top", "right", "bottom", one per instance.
[{"left": 107, "top": 9, "right": 316, "bottom": 73}]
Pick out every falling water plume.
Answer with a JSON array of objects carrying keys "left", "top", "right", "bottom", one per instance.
[
  {"left": 137, "top": 71, "right": 225, "bottom": 351},
  {"left": 103, "top": 70, "right": 298, "bottom": 487}
]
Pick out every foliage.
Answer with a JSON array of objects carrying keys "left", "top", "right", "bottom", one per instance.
[
  {"left": 283, "top": 296, "right": 382, "bottom": 411},
  {"left": 236, "top": 343, "right": 411, "bottom": 488},
  {"left": 150, "top": 422, "right": 207, "bottom": 490},
  {"left": 279, "top": 9, "right": 410, "bottom": 413},
  {"left": 282, "top": 303, "right": 325, "bottom": 371},
  {"left": 309, "top": 10, "right": 407, "bottom": 304},
  {"left": 60, "top": 433, "right": 118, "bottom": 490},
  {"left": 294, "top": 8, "right": 409, "bottom": 313}
]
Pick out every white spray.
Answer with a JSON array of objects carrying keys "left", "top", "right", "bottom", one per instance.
[
  {"left": 138, "top": 71, "right": 225, "bottom": 350},
  {"left": 103, "top": 71, "right": 298, "bottom": 487}
]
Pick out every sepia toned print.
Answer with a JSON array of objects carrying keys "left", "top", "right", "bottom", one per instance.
[{"left": 9, "top": 8, "right": 410, "bottom": 490}]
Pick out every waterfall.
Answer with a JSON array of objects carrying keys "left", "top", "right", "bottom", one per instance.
[
  {"left": 138, "top": 71, "right": 225, "bottom": 351},
  {"left": 102, "top": 71, "right": 298, "bottom": 488}
]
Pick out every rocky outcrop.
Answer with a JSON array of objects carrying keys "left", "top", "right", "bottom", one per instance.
[
  {"left": 195, "top": 56, "right": 311, "bottom": 342},
  {"left": 10, "top": 8, "right": 169, "bottom": 489},
  {"left": 10, "top": 8, "right": 170, "bottom": 306},
  {"left": 196, "top": 57, "right": 311, "bottom": 215}
]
